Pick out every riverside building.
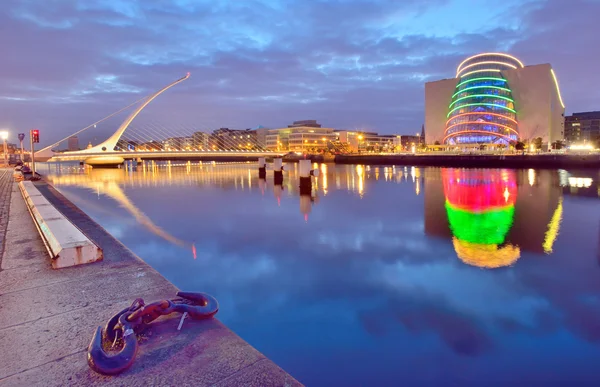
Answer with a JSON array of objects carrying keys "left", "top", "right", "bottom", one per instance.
[{"left": 425, "top": 52, "right": 565, "bottom": 148}]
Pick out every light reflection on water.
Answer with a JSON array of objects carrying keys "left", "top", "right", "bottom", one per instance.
[{"left": 38, "top": 161, "right": 600, "bottom": 386}]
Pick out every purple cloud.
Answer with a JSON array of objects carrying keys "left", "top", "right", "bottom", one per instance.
[{"left": 0, "top": 0, "right": 598, "bottom": 146}]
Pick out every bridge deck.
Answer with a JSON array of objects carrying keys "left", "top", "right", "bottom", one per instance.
[{"left": 49, "top": 150, "right": 283, "bottom": 162}]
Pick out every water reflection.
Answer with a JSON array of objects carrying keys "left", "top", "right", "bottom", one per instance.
[
  {"left": 37, "top": 161, "right": 600, "bottom": 385},
  {"left": 47, "top": 167, "right": 194, "bottom": 251},
  {"left": 425, "top": 168, "right": 566, "bottom": 260},
  {"left": 42, "top": 163, "right": 575, "bottom": 264},
  {"left": 442, "top": 169, "right": 520, "bottom": 268}
]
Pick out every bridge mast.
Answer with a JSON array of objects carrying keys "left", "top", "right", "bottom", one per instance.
[
  {"left": 83, "top": 73, "right": 191, "bottom": 154},
  {"left": 43, "top": 73, "right": 190, "bottom": 160}
]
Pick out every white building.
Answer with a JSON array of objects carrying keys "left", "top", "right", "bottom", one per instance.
[
  {"left": 425, "top": 52, "right": 565, "bottom": 147},
  {"left": 266, "top": 121, "right": 337, "bottom": 151}
]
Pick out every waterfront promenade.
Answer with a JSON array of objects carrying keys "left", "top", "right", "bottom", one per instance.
[{"left": 0, "top": 169, "right": 300, "bottom": 386}]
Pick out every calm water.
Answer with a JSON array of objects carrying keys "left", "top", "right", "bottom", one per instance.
[{"left": 39, "top": 162, "right": 600, "bottom": 386}]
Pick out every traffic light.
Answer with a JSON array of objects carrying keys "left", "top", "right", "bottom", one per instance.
[{"left": 31, "top": 129, "right": 39, "bottom": 143}]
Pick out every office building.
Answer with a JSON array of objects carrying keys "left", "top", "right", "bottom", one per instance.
[
  {"left": 209, "top": 128, "right": 267, "bottom": 150},
  {"left": 564, "top": 111, "right": 600, "bottom": 144},
  {"left": 335, "top": 131, "right": 362, "bottom": 151},
  {"left": 425, "top": 52, "right": 565, "bottom": 147},
  {"left": 192, "top": 131, "right": 210, "bottom": 149},
  {"left": 266, "top": 121, "right": 337, "bottom": 151},
  {"left": 394, "top": 135, "right": 422, "bottom": 150}
]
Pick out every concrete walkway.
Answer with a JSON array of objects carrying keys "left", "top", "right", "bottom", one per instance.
[{"left": 0, "top": 170, "right": 301, "bottom": 386}]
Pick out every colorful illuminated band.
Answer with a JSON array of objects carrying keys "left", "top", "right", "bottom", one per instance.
[
  {"left": 456, "top": 61, "right": 518, "bottom": 77},
  {"left": 444, "top": 130, "right": 515, "bottom": 143},
  {"left": 445, "top": 121, "right": 518, "bottom": 137},
  {"left": 456, "top": 77, "right": 507, "bottom": 88},
  {"left": 550, "top": 69, "right": 566, "bottom": 109},
  {"left": 447, "top": 103, "right": 516, "bottom": 118},
  {"left": 459, "top": 69, "right": 502, "bottom": 78},
  {"left": 456, "top": 53, "right": 525, "bottom": 74},
  {"left": 446, "top": 112, "right": 518, "bottom": 126},
  {"left": 452, "top": 85, "right": 512, "bottom": 98},
  {"left": 449, "top": 94, "right": 515, "bottom": 108}
]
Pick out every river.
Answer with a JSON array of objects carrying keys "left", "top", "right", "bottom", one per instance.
[{"left": 38, "top": 161, "right": 600, "bottom": 386}]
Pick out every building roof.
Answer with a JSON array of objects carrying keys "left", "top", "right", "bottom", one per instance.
[{"left": 568, "top": 111, "right": 600, "bottom": 119}]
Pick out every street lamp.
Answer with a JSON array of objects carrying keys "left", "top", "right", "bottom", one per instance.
[{"left": 0, "top": 131, "right": 8, "bottom": 167}]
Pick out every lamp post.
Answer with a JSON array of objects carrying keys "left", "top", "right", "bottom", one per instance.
[{"left": 0, "top": 131, "right": 8, "bottom": 167}]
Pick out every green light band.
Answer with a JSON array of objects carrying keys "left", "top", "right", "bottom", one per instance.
[
  {"left": 452, "top": 85, "right": 512, "bottom": 98},
  {"left": 456, "top": 77, "right": 507, "bottom": 89},
  {"left": 447, "top": 103, "right": 516, "bottom": 118},
  {"left": 445, "top": 201, "right": 515, "bottom": 245},
  {"left": 449, "top": 94, "right": 515, "bottom": 109}
]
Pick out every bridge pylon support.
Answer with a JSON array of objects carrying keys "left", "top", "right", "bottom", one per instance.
[
  {"left": 299, "top": 159, "right": 319, "bottom": 195},
  {"left": 258, "top": 157, "right": 266, "bottom": 179},
  {"left": 85, "top": 156, "right": 125, "bottom": 168},
  {"left": 298, "top": 160, "right": 321, "bottom": 222},
  {"left": 273, "top": 158, "right": 283, "bottom": 185}
]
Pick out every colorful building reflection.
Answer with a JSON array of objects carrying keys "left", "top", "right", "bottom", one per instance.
[{"left": 442, "top": 168, "right": 521, "bottom": 268}]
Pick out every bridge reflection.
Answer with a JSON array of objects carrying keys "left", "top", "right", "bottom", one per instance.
[
  {"left": 43, "top": 162, "right": 567, "bottom": 268},
  {"left": 42, "top": 162, "right": 424, "bottom": 229},
  {"left": 45, "top": 165, "right": 197, "bottom": 257}
]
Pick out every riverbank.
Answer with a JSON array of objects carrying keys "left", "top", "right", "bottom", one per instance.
[
  {"left": 0, "top": 169, "right": 301, "bottom": 386},
  {"left": 334, "top": 153, "right": 600, "bottom": 169}
]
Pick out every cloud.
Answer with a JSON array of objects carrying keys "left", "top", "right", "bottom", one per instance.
[{"left": 1, "top": 0, "right": 598, "bottom": 146}]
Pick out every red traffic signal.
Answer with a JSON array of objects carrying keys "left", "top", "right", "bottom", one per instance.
[{"left": 31, "top": 129, "right": 40, "bottom": 143}]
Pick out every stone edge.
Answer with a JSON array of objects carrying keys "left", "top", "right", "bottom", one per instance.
[{"left": 18, "top": 180, "right": 103, "bottom": 267}]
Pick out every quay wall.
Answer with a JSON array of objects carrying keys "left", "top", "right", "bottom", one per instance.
[{"left": 0, "top": 170, "right": 301, "bottom": 386}]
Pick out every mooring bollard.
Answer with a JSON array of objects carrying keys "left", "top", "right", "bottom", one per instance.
[
  {"left": 299, "top": 159, "right": 320, "bottom": 195},
  {"left": 258, "top": 157, "right": 266, "bottom": 179},
  {"left": 273, "top": 158, "right": 284, "bottom": 185}
]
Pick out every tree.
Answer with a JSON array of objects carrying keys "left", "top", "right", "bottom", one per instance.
[
  {"left": 533, "top": 137, "right": 543, "bottom": 150},
  {"left": 434, "top": 140, "right": 441, "bottom": 146},
  {"left": 515, "top": 141, "right": 525, "bottom": 151}
]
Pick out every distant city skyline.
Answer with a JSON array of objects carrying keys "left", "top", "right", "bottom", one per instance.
[{"left": 1, "top": 0, "right": 599, "bottom": 147}]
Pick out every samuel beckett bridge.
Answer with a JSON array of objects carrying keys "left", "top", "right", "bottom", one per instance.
[{"left": 36, "top": 73, "right": 283, "bottom": 167}]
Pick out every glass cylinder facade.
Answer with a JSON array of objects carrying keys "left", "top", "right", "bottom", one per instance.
[{"left": 445, "top": 53, "right": 523, "bottom": 145}]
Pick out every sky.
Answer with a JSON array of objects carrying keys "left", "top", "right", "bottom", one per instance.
[{"left": 1, "top": 0, "right": 599, "bottom": 146}]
